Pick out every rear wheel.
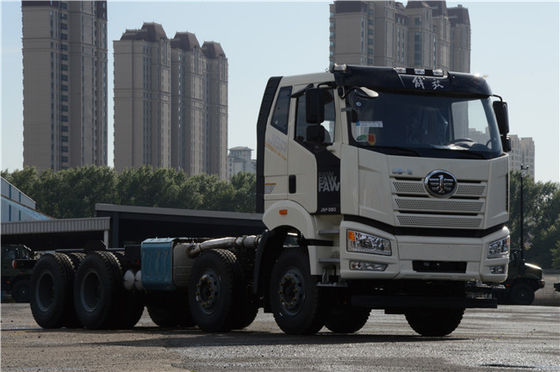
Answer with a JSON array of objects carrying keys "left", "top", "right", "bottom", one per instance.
[
  {"left": 109, "top": 252, "right": 144, "bottom": 329},
  {"left": 269, "top": 248, "right": 325, "bottom": 335},
  {"left": 73, "top": 252, "right": 120, "bottom": 329},
  {"left": 30, "top": 253, "right": 75, "bottom": 329},
  {"left": 405, "top": 308, "right": 464, "bottom": 337},
  {"left": 188, "top": 249, "right": 239, "bottom": 332},
  {"left": 325, "top": 306, "right": 370, "bottom": 334},
  {"left": 11, "top": 279, "right": 30, "bottom": 303}
]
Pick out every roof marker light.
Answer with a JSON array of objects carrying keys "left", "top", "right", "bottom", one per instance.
[
  {"left": 394, "top": 67, "right": 406, "bottom": 74},
  {"left": 433, "top": 69, "right": 444, "bottom": 77},
  {"left": 414, "top": 68, "right": 425, "bottom": 75}
]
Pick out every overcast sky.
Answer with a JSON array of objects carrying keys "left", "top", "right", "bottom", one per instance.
[{"left": 2, "top": 1, "right": 558, "bottom": 183}]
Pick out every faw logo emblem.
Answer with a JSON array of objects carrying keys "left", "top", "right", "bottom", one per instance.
[
  {"left": 318, "top": 171, "right": 340, "bottom": 193},
  {"left": 424, "top": 170, "right": 457, "bottom": 198}
]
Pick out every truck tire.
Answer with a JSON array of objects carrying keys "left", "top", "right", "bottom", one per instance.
[
  {"left": 509, "top": 282, "right": 535, "bottom": 305},
  {"left": 30, "top": 253, "right": 75, "bottom": 329},
  {"left": 109, "top": 252, "right": 144, "bottom": 329},
  {"left": 66, "top": 253, "right": 86, "bottom": 269},
  {"left": 146, "top": 291, "right": 193, "bottom": 328},
  {"left": 58, "top": 254, "right": 83, "bottom": 328},
  {"left": 325, "top": 306, "right": 370, "bottom": 334},
  {"left": 269, "top": 248, "right": 326, "bottom": 335},
  {"left": 11, "top": 279, "right": 30, "bottom": 303},
  {"left": 405, "top": 308, "right": 464, "bottom": 337},
  {"left": 73, "top": 252, "right": 121, "bottom": 329},
  {"left": 188, "top": 249, "right": 239, "bottom": 332}
]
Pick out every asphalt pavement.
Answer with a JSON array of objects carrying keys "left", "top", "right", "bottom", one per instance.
[{"left": 1, "top": 303, "right": 559, "bottom": 372}]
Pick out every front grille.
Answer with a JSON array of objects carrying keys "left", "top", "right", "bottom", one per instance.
[
  {"left": 392, "top": 177, "right": 486, "bottom": 229},
  {"left": 413, "top": 260, "right": 467, "bottom": 273}
]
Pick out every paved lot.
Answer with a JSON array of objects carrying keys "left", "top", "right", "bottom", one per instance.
[{"left": 1, "top": 303, "right": 559, "bottom": 372}]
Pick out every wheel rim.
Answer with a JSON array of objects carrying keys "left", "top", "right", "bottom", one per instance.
[
  {"left": 278, "top": 268, "right": 305, "bottom": 316},
  {"left": 81, "top": 269, "right": 102, "bottom": 312},
  {"left": 36, "top": 272, "right": 55, "bottom": 312},
  {"left": 195, "top": 270, "right": 221, "bottom": 314}
]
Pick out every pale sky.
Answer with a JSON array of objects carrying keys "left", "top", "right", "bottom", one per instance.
[{"left": 2, "top": 1, "right": 559, "bottom": 183}]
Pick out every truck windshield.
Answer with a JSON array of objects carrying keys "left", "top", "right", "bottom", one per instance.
[{"left": 346, "top": 88, "right": 503, "bottom": 159}]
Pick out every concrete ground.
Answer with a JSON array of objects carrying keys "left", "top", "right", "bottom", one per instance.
[{"left": 1, "top": 303, "right": 559, "bottom": 372}]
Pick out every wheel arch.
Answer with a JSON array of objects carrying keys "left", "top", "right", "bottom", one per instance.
[{"left": 253, "top": 225, "right": 311, "bottom": 312}]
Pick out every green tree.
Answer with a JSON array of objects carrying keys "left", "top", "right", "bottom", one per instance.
[
  {"left": 509, "top": 171, "right": 560, "bottom": 269},
  {"left": 230, "top": 172, "right": 256, "bottom": 212}
]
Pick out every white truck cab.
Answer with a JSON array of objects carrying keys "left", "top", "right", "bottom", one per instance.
[{"left": 254, "top": 65, "right": 511, "bottom": 335}]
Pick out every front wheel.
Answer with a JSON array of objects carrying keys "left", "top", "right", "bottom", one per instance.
[
  {"left": 405, "top": 308, "right": 464, "bottom": 337},
  {"left": 269, "top": 248, "right": 325, "bottom": 335},
  {"left": 188, "top": 249, "right": 239, "bottom": 332},
  {"left": 325, "top": 306, "right": 370, "bottom": 334}
]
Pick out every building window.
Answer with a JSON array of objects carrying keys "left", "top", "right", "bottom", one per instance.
[
  {"left": 61, "top": 116, "right": 69, "bottom": 123},
  {"left": 415, "top": 17, "right": 421, "bottom": 26}
]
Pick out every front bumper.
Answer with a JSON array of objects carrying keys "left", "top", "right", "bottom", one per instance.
[{"left": 339, "top": 220, "right": 510, "bottom": 283}]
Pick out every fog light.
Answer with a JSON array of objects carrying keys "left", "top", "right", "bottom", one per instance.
[
  {"left": 350, "top": 261, "right": 387, "bottom": 272},
  {"left": 489, "top": 265, "right": 505, "bottom": 274},
  {"left": 488, "top": 236, "right": 510, "bottom": 258},
  {"left": 347, "top": 230, "right": 391, "bottom": 256}
]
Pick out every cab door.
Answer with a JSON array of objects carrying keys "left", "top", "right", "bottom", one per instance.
[
  {"left": 287, "top": 86, "right": 340, "bottom": 214},
  {"left": 263, "top": 86, "right": 292, "bottom": 209}
]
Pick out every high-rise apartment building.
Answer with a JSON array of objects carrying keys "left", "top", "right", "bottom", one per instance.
[
  {"left": 329, "top": 1, "right": 470, "bottom": 72},
  {"left": 113, "top": 23, "right": 171, "bottom": 170},
  {"left": 202, "top": 42, "right": 228, "bottom": 179},
  {"left": 170, "top": 32, "right": 206, "bottom": 176},
  {"left": 22, "top": 1, "right": 108, "bottom": 171},
  {"left": 227, "top": 146, "right": 255, "bottom": 179},
  {"left": 114, "top": 23, "right": 228, "bottom": 178},
  {"left": 509, "top": 135, "right": 535, "bottom": 180}
]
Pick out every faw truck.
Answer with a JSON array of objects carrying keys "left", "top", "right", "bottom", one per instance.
[{"left": 26, "top": 65, "right": 512, "bottom": 336}]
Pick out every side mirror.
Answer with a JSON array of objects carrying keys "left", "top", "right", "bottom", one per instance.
[
  {"left": 493, "top": 101, "right": 509, "bottom": 135},
  {"left": 306, "top": 88, "right": 325, "bottom": 124},
  {"left": 502, "top": 136, "right": 511, "bottom": 152}
]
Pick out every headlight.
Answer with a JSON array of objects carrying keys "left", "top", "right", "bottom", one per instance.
[
  {"left": 488, "top": 236, "right": 510, "bottom": 259},
  {"left": 347, "top": 230, "right": 391, "bottom": 256}
]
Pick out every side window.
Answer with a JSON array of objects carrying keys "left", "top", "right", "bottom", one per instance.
[
  {"left": 270, "top": 86, "right": 292, "bottom": 134},
  {"left": 295, "top": 89, "right": 335, "bottom": 146}
]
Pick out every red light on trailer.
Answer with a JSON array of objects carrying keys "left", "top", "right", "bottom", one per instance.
[{"left": 279, "top": 209, "right": 288, "bottom": 215}]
